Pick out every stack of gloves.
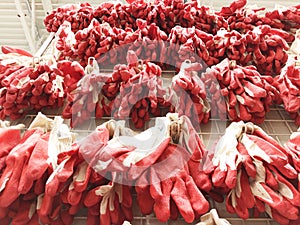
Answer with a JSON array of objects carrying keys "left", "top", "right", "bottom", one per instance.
[
  {"left": 78, "top": 113, "right": 211, "bottom": 223},
  {"left": 62, "top": 51, "right": 211, "bottom": 129},
  {"left": 202, "top": 58, "right": 282, "bottom": 123},
  {"left": 0, "top": 112, "right": 214, "bottom": 224},
  {"left": 0, "top": 47, "right": 84, "bottom": 120},
  {"left": 0, "top": 111, "right": 300, "bottom": 224},
  {"left": 1, "top": 43, "right": 300, "bottom": 127},
  {"left": 275, "top": 32, "right": 300, "bottom": 126},
  {"left": 205, "top": 121, "right": 300, "bottom": 225}
]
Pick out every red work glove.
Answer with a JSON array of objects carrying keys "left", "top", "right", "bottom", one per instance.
[
  {"left": 17, "top": 133, "right": 49, "bottom": 195},
  {"left": 274, "top": 61, "right": 300, "bottom": 126},
  {"left": 150, "top": 163, "right": 209, "bottom": 223},
  {"left": 92, "top": 177, "right": 133, "bottom": 225},
  {"left": 20, "top": 115, "right": 75, "bottom": 195},
  {"left": 135, "top": 170, "right": 155, "bottom": 216},
  {"left": 240, "top": 123, "right": 298, "bottom": 179},
  {"left": 45, "top": 144, "right": 80, "bottom": 197},
  {"left": 177, "top": 114, "right": 212, "bottom": 192},
  {"left": 172, "top": 60, "right": 209, "bottom": 126},
  {"left": 211, "top": 121, "right": 244, "bottom": 189},
  {"left": 0, "top": 123, "right": 23, "bottom": 171},
  {"left": 95, "top": 115, "right": 198, "bottom": 185},
  {"left": 78, "top": 120, "right": 114, "bottom": 171},
  {"left": 10, "top": 198, "right": 36, "bottom": 225},
  {"left": 285, "top": 129, "right": 300, "bottom": 172},
  {"left": 0, "top": 128, "right": 43, "bottom": 207}
]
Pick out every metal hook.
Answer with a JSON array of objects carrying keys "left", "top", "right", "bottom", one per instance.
[
  {"left": 184, "top": 59, "right": 192, "bottom": 64},
  {"left": 88, "top": 57, "right": 96, "bottom": 66},
  {"left": 243, "top": 122, "right": 255, "bottom": 134},
  {"left": 32, "top": 56, "right": 40, "bottom": 69}
]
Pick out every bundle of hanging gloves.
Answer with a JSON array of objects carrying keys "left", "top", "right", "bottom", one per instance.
[
  {"left": 62, "top": 50, "right": 211, "bottom": 129},
  {"left": 0, "top": 111, "right": 226, "bottom": 225},
  {"left": 274, "top": 32, "right": 300, "bottom": 126},
  {"left": 204, "top": 122, "right": 300, "bottom": 225},
  {"left": 0, "top": 46, "right": 85, "bottom": 121},
  {"left": 2, "top": 41, "right": 300, "bottom": 127},
  {"left": 0, "top": 111, "right": 299, "bottom": 225}
]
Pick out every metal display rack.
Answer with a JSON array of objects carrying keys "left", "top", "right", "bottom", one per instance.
[{"left": 13, "top": 29, "right": 298, "bottom": 225}]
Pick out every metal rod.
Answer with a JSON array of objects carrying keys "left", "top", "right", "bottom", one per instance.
[
  {"left": 32, "top": 0, "right": 36, "bottom": 44},
  {"left": 41, "top": 0, "right": 53, "bottom": 16},
  {"left": 34, "top": 32, "right": 55, "bottom": 57},
  {"left": 15, "top": 0, "right": 35, "bottom": 53}
]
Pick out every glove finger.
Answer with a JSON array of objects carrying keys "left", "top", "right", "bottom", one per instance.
[
  {"left": 0, "top": 165, "right": 25, "bottom": 207},
  {"left": 110, "top": 193, "right": 122, "bottom": 224},
  {"left": 254, "top": 197, "right": 265, "bottom": 213},
  {"left": 0, "top": 206, "right": 8, "bottom": 219},
  {"left": 61, "top": 210, "right": 74, "bottom": 225},
  {"left": 83, "top": 187, "right": 102, "bottom": 208},
  {"left": 170, "top": 198, "right": 179, "bottom": 220},
  {"left": 69, "top": 202, "right": 82, "bottom": 215},
  {"left": 265, "top": 166, "right": 279, "bottom": 190},
  {"left": 37, "top": 194, "right": 53, "bottom": 224},
  {"left": 73, "top": 163, "right": 92, "bottom": 192},
  {"left": 225, "top": 193, "right": 235, "bottom": 214},
  {"left": 87, "top": 211, "right": 99, "bottom": 225},
  {"left": 135, "top": 171, "right": 154, "bottom": 215},
  {"left": 67, "top": 189, "right": 82, "bottom": 206},
  {"left": 100, "top": 203, "right": 111, "bottom": 225},
  {"left": 188, "top": 161, "right": 212, "bottom": 192},
  {"left": 57, "top": 156, "right": 78, "bottom": 182},
  {"left": 149, "top": 168, "right": 163, "bottom": 199},
  {"left": 276, "top": 163, "right": 298, "bottom": 180},
  {"left": 239, "top": 169, "right": 255, "bottom": 209},
  {"left": 267, "top": 205, "right": 290, "bottom": 225},
  {"left": 212, "top": 166, "right": 226, "bottom": 187},
  {"left": 34, "top": 172, "right": 48, "bottom": 195},
  {"left": 225, "top": 167, "right": 237, "bottom": 189},
  {"left": 121, "top": 205, "right": 133, "bottom": 222},
  {"left": 186, "top": 175, "right": 209, "bottom": 216},
  {"left": 18, "top": 162, "right": 34, "bottom": 194},
  {"left": 27, "top": 213, "right": 39, "bottom": 225},
  {"left": 153, "top": 178, "right": 172, "bottom": 222},
  {"left": 236, "top": 142, "right": 256, "bottom": 178},
  {"left": 208, "top": 189, "right": 224, "bottom": 203},
  {"left": 171, "top": 177, "right": 194, "bottom": 223},
  {"left": 120, "top": 185, "right": 132, "bottom": 209},
  {"left": 88, "top": 204, "right": 100, "bottom": 216},
  {"left": 235, "top": 192, "right": 250, "bottom": 219}
]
